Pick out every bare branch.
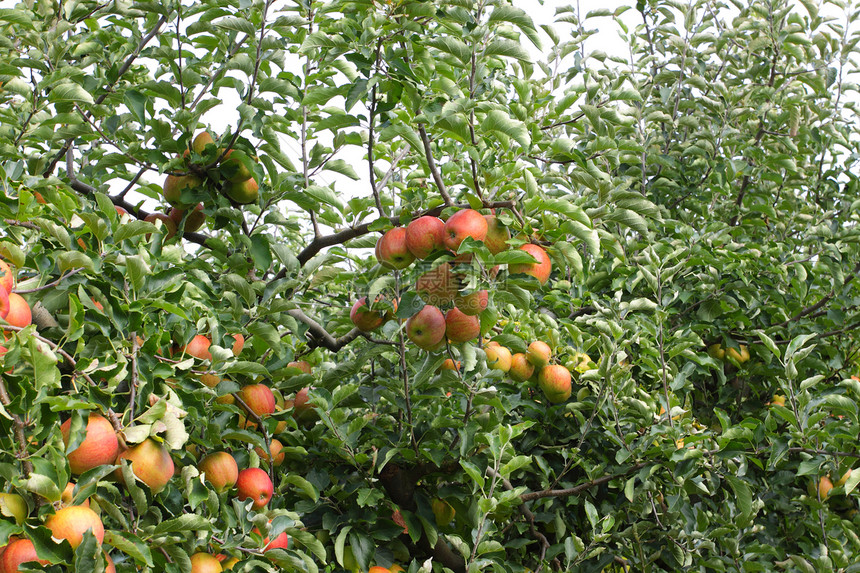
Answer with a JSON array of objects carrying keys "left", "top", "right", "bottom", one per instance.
[{"left": 418, "top": 124, "right": 453, "bottom": 206}]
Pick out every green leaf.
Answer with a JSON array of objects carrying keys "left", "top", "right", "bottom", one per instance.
[
  {"left": 215, "top": 16, "right": 256, "bottom": 34},
  {"left": 48, "top": 82, "right": 94, "bottom": 104},
  {"left": 104, "top": 530, "right": 154, "bottom": 566},
  {"left": 247, "top": 322, "right": 284, "bottom": 356},
  {"left": 724, "top": 475, "right": 753, "bottom": 527},
  {"left": 57, "top": 251, "right": 94, "bottom": 273},
  {"left": 221, "top": 273, "right": 254, "bottom": 306},
  {"left": 481, "top": 110, "right": 531, "bottom": 149},
  {"left": 283, "top": 474, "right": 319, "bottom": 502},
  {"left": 153, "top": 514, "right": 212, "bottom": 535},
  {"left": 125, "top": 255, "right": 150, "bottom": 292},
  {"left": 221, "top": 429, "right": 267, "bottom": 451},
  {"left": 484, "top": 38, "right": 531, "bottom": 62},
  {"left": 487, "top": 5, "right": 541, "bottom": 48},
  {"left": 305, "top": 184, "right": 344, "bottom": 211},
  {"left": 21, "top": 474, "right": 61, "bottom": 502},
  {"left": 114, "top": 221, "right": 157, "bottom": 243}
]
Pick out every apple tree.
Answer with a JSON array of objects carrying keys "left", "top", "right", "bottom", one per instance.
[{"left": 1, "top": 0, "right": 860, "bottom": 571}]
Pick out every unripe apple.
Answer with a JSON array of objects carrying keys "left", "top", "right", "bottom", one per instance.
[
  {"left": 445, "top": 307, "right": 480, "bottom": 344},
  {"left": 115, "top": 438, "right": 175, "bottom": 492},
  {"left": 350, "top": 297, "right": 385, "bottom": 332},
  {"left": 192, "top": 131, "right": 215, "bottom": 154},
  {"left": 509, "top": 244, "right": 551, "bottom": 284},
  {"left": 190, "top": 552, "right": 223, "bottom": 573},
  {"left": 538, "top": 365, "right": 572, "bottom": 403},
  {"left": 443, "top": 209, "right": 488, "bottom": 252},
  {"left": 221, "top": 149, "right": 254, "bottom": 182},
  {"left": 0, "top": 539, "right": 48, "bottom": 571},
  {"left": 46, "top": 505, "right": 105, "bottom": 548},
  {"left": 526, "top": 341, "right": 552, "bottom": 368},
  {"left": 376, "top": 228, "right": 415, "bottom": 270},
  {"left": 236, "top": 468, "right": 273, "bottom": 509},
  {"left": 199, "top": 452, "right": 239, "bottom": 492},
  {"left": 707, "top": 343, "right": 725, "bottom": 360},
  {"left": 416, "top": 263, "right": 459, "bottom": 305},
  {"left": 163, "top": 174, "right": 203, "bottom": 207},
  {"left": 61, "top": 413, "right": 119, "bottom": 475},
  {"left": 837, "top": 469, "right": 852, "bottom": 487},
  {"left": 405, "top": 306, "right": 446, "bottom": 350},
  {"left": 726, "top": 344, "right": 750, "bottom": 363},
  {"left": 454, "top": 290, "right": 488, "bottom": 316},
  {"left": 0, "top": 259, "right": 13, "bottom": 294},
  {"left": 183, "top": 334, "right": 212, "bottom": 361},
  {"left": 509, "top": 353, "right": 535, "bottom": 382},
  {"left": 485, "top": 344, "right": 512, "bottom": 372},
  {"left": 431, "top": 498, "right": 456, "bottom": 526},
  {"left": 220, "top": 556, "right": 241, "bottom": 570},
  {"left": 0, "top": 493, "right": 27, "bottom": 525},
  {"left": 225, "top": 177, "right": 259, "bottom": 204},
  {"left": 405, "top": 216, "right": 446, "bottom": 259},
  {"left": 483, "top": 214, "right": 511, "bottom": 254},
  {"left": 5, "top": 293, "right": 31, "bottom": 328}
]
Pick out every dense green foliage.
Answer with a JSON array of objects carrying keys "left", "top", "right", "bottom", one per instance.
[{"left": 1, "top": 0, "right": 860, "bottom": 571}]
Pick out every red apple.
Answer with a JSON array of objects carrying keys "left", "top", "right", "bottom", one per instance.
[
  {"left": 183, "top": 334, "right": 212, "bottom": 360},
  {"left": 509, "top": 244, "right": 552, "bottom": 285},
  {"left": 376, "top": 227, "right": 415, "bottom": 270},
  {"left": 61, "top": 413, "right": 120, "bottom": 475},
  {"left": 416, "top": 263, "right": 459, "bottom": 305},
  {"left": 483, "top": 214, "right": 511, "bottom": 254},
  {"left": 5, "top": 293, "right": 31, "bottom": 328},
  {"left": 236, "top": 467, "right": 273, "bottom": 509},
  {"left": 104, "top": 551, "right": 116, "bottom": 573},
  {"left": 526, "top": 341, "right": 552, "bottom": 368},
  {"left": 445, "top": 307, "right": 480, "bottom": 344},
  {"left": 115, "top": 438, "right": 175, "bottom": 492},
  {"left": 485, "top": 344, "right": 512, "bottom": 372},
  {"left": 144, "top": 213, "right": 177, "bottom": 239},
  {"left": 255, "top": 439, "right": 285, "bottom": 467},
  {"left": 192, "top": 131, "right": 215, "bottom": 154},
  {"left": 292, "top": 387, "right": 315, "bottom": 422},
  {"left": 538, "top": 365, "right": 572, "bottom": 403},
  {"left": 405, "top": 216, "right": 446, "bottom": 259},
  {"left": 230, "top": 334, "right": 244, "bottom": 356},
  {"left": 0, "top": 285, "right": 9, "bottom": 321},
  {"left": 0, "top": 539, "right": 48, "bottom": 571},
  {"left": 252, "top": 524, "right": 289, "bottom": 552},
  {"left": 350, "top": 297, "right": 385, "bottom": 332},
  {"left": 444, "top": 209, "right": 488, "bottom": 252},
  {"left": 0, "top": 260, "right": 14, "bottom": 295},
  {"left": 169, "top": 203, "right": 206, "bottom": 232},
  {"left": 509, "top": 353, "right": 535, "bottom": 382},
  {"left": 288, "top": 361, "right": 312, "bottom": 375},
  {"left": 199, "top": 452, "right": 239, "bottom": 493},
  {"left": 46, "top": 505, "right": 105, "bottom": 548},
  {"left": 454, "top": 290, "right": 488, "bottom": 316},
  {"left": 163, "top": 174, "right": 203, "bottom": 207},
  {"left": 114, "top": 205, "right": 129, "bottom": 218},
  {"left": 405, "top": 306, "right": 447, "bottom": 350},
  {"left": 190, "top": 552, "right": 223, "bottom": 573},
  {"left": 439, "top": 359, "right": 461, "bottom": 373},
  {"left": 239, "top": 384, "right": 276, "bottom": 418},
  {"left": 61, "top": 482, "right": 89, "bottom": 508}
]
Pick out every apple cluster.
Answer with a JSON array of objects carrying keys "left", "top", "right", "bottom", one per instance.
[
  {"left": 350, "top": 208, "right": 553, "bottom": 353},
  {"left": 480, "top": 340, "right": 573, "bottom": 403},
  {"left": 148, "top": 131, "right": 261, "bottom": 239},
  {"left": 0, "top": 258, "right": 33, "bottom": 358}
]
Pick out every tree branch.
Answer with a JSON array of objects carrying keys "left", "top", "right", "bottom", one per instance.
[
  {"left": 417, "top": 124, "right": 453, "bottom": 206},
  {"left": 285, "top": 308, "right": 360, "bottom": 352},
  {"left": 520, "top": 463, "right": 648, "bottom": 502}
]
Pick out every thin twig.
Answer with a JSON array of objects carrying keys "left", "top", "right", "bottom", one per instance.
[{"left": 418, "top": 124, "right": 453, "bottom": 206}]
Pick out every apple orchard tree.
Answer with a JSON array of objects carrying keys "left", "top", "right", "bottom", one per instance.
[{"left": 1, "top": 0, "right": 860, "bottom": 571}]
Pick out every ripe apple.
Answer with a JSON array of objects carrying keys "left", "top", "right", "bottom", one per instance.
[
  {"left": 0, "top": 539, "right": 48, "bottom": 571},
  {"left": 190, "top": 552, "right": 223, "bottom": 573},
  {"left": 389, "top": 566, "right": 405, "bottom": 573},
  {"left": 220, "top": 556, "right": 241, "bottom": 569},
  {"left": 115, "top": 438, "right": 175, "bottom": 492},
  {"left": 485, "top": 344, "right": 512, "bottom": 373},
  {"left": 163, "top": 174, "right": 203, "bottom": 207},
  {"left": 726, "top": 344, "right": 750, "bottom": 363},
  {"left": 46, "top": 505, "right": 105, "bottom": 548},
  {"left": 526, "top": 341, "right": 552, "bottom": 368},
  {"left": 0, "top": 285, "right": 8, "bottom": 321},
  {"left": 443, "top": 209, "right": 488, "bottom": 252},
  {"left": 817, "top": 475, "right": 834, "bottom": 500},
  {"left": 114, "top": 205, "right": 129, "bottom": 218},
  {"left": 61, "top": 482, "right": 89, "bottom": 508},
  {"left": 483, "top": 214, "right": 511, "bottom": 254},
  {"left": 104, "top": 551, "right": 116, "bottom": 573},
  {"left": 509, "top": 244, "right": 552, "bottom": 284},
  {"left": 168, "top": 203, "right": 206, "bottom": 232},
  {"left": 0, "top": 493, "right": 27, "bottom": 524},
  {"left": 239, "top": 384, "right": 276, "bottom": 418},
  {"left": 454, "top": 289, "right": 488, "bottom": 316},
  {"left": 350, "top": 297, "right": 385, "bottom": 332},
  {"left": 376, "top": 227, "right": 415, "bottom": 270},
  {"left": 182, "top": 334, "right": 212, "bottom": 360},
  {"left": 509, "top": 353, "right": 535, "bottom": 382},
  {"left": 445, "top": 307, "right": 480, "bottom": 344},
  {"left": 0, "top": 260, "right": 12, "bottom": 295},
  {"left": 144, "top": 213, "right": 178, "bottom": 239},
  {"left": 538, "top": 365, "right": 572, "bottom": 403},
  {"left": 253, "top": 525, "right": 289, "bottom": 552},
  {"left": 5, "top": 293, "right": 31, "bottom": 328},
  {"left": 405, "top": 306, "right": 446, "bottom": 350},
  {"left": 255, "top": 438, "right": 285, "bottom": 467},
  {"left": 230, "top": 334, "right": 244, "bottom": 356},
  {"left": 431, "top": 498, "right": 456, "bottom": 526},
  {"left": 769, "top": 394, "right": 786, "bottom": 407},
  {"left": 236, "top": 467, "right": 274, "bottom": 509},
  {"left": 221, "top": 149, "right": 254, "bottom": 182},
  {"left": 226, "top": 177, "right": 259, "bottom": 204},
  {"left": 416, "top": 263, "right": 459, "bottom": 305},
  {"left": 439, "top": 359, "right": 461, "bottom": 373},
  {"left": 199, "top": 452, "right": 239, "bottom": 492},
  {"left": 288, "top": 360, "right": 312, "bottom": 375},
  {"left": 61, "top": 412, "right": 119, "bottom": 475},
  {"left": 192, "top": 131, "right": 215, "bottom": 154},
  {"left": 405, "top": 216, "right": 446, "bottom": 259},
  {"left": 199, "top": 373, "right": 220, "bottom": 388},
  {"left": 369, "top": 567, "right": 390, "bottom": 573},
  {"left": 292, "top": 387, "right": 315, "bottom": 422}
]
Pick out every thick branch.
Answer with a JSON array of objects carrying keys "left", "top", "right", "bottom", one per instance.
[
  {"left": 520, "top": 463, "right": 647, "bottom": 502},
  {"left": 286, "top": 308, "right": 360, "bottom": 351}
]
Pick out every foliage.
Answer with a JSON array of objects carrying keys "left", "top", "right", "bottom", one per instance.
[{"left": 1, "top": 0, "right": 860, "bottom": 571}]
